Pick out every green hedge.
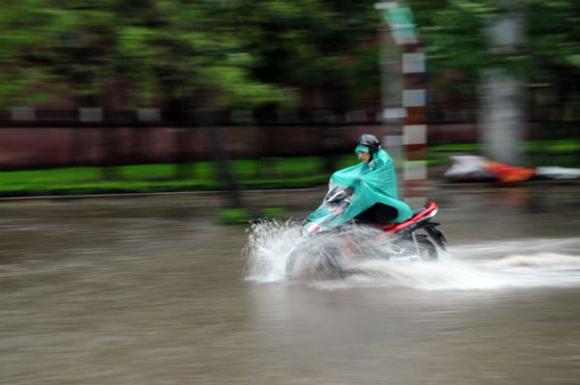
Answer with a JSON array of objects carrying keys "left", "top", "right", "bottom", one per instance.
[
  {"left": 0, "top": 158, "right": 341, "bottom": 197},
  {"left": 0, "top": 140, "right": 576, "bottom": 197}
]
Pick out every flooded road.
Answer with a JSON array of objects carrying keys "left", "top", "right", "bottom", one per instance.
[{"left": 1, "top": 185, "right": 580, "bottom": 385}]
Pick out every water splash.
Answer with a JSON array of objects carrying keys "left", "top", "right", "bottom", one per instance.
[
  {"left": 244, "top": 219, "right": 414, "bottom": 282},
  {"left": 244, "top": 220, "right": 580, "bottom": 290},
  {"left": 243, "top": 219, "right": 303, "bottom": 283}
]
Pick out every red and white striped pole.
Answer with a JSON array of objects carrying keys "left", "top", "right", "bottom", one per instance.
[
  {"left": 376, "top": 1, "right": 428, "bottom": 204},
  {"left": 402, "top": 46, "right": 428, "bottom": 204}
]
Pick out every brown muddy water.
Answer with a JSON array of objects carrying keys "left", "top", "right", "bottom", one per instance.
[{"left": 1, "top": 185, "right": 580, "bottom": 385}]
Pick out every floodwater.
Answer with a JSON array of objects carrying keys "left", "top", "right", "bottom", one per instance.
[{"left": 1, "top": 184, "right": 580, "bottom": 385}]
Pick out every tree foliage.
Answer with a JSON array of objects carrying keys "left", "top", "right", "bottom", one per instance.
[
  {"left": 410, "top": 0, "right": 580, "bottom": 107},
  {"left": 2, "top": 0, "right": 578, "bottom": 115},
  {"left": 230, "top": 0, "right": 381, "bottom": 110},
  {"left": 0, "top": 0, "right": 381, "bottom": 111}
]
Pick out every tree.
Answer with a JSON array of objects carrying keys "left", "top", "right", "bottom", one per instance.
[
  {"left": 408, "top": 0, "right": 580, "bottom": 125},
  {"left": 230, "top": 0, "right": 382, "bottom": 111},
  {"left": 402, "top": 0, "right": 580, "bottom": 164},
  {"left": 0, "top": 0, "right": 290, "bottom": 206},
  {"left": 227, "top": 0, "right": 382, "bottom": 172}
]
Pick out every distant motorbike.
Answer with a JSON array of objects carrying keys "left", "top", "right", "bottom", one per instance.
[{"left": 286, "top": 185, "right": 447, "bottom": 277}]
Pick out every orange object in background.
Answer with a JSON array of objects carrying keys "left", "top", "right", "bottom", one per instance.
[{"left": 485, "top": 162, "right": 536, "bottom": 184}]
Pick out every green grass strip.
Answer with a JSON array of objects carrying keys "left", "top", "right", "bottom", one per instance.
[{"left": 0, "top": 140, "right": 577, "bottom": 197}]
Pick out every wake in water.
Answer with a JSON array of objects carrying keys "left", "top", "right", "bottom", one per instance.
[
  {"left": 244, "top": 219, "right": 418, "bottom": 282},
  {"left": 244, "top": 219, "right": 580, "bottom": 290}
]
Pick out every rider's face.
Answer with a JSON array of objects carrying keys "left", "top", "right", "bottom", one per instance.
[{"left": 358, "top": 151, "right": 371, "bottom": 163}]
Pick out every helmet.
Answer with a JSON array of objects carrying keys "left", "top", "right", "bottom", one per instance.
[{"left": 356, "top": 134, "right": 381, "bottom": 155}]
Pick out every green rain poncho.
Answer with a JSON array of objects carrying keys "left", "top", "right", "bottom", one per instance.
[{"left": 307, "top": 148, "right": 413, "bottom": 231}]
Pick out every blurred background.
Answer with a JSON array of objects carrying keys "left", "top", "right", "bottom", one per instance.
[
  {"left": 1, "top": 2, "right": 580, "bottom": 385},
  {"left": 0, "top": 0, "right": 578, "bottom": 206}
]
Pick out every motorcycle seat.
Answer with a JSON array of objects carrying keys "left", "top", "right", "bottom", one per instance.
[
  {"left": 378, "top": 202, "right": 439, "bottom": 234},
  {"left": 412, "top": 206, "right": 426, "bottom": 216}
]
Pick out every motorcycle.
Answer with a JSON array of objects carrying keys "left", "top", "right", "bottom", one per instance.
[{"left": 286, "top": 185, "right": 447, "bottom": 278}]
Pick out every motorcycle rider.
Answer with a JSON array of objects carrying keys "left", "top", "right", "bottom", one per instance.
[{"left": 353, "top": 134, "right": 413, "bottom": 224}]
